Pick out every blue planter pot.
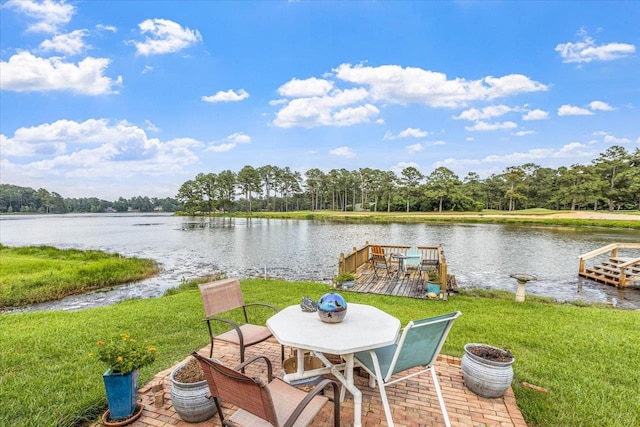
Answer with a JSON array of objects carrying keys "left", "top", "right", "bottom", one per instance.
[{"left": 103, "top": 369, "right": 139, "bottom": 421}]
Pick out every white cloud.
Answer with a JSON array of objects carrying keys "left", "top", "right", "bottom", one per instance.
[
  {"left": 4, "top": 0, "right": 75, "bottom": 33},
  {"left": 0, "top": 51, "right": 121, "bottom": 95},
  {"left": 330, "top": 146, "right": 356, "bottom": 158},
  {"left": 384, "top": 127, "right": 429, "bottom": 140},
  {"left": 465, "top": 121, "right": 517, "bottom": 132},
  {"left": 522, "top": 109, "right": 549, "bottom": 120},
  {"left": 1, "top": 119, "right": 202, "bottom": 186},
  {"left": 39, "top": 29, "right": 89, "bottom": 56},
  {"left": 551, "top": 142, "right": 595, "bottom": 158},
  {"left": 454, "top": 105, "right": 514, "bottom": 121},
  {"left": 406, "top": 143, "right": 424, "bottom": 153},
  {"left": 96, "top": 24, "right": 117, "bottom": 33},
  {"left": 588, "top": 101, "right": 614, "bottom": 111},
  {"left": 278, "top": 77, "right": 334, "bottom": 97},
  {"left": 272, "top": 88, "right": 378, "bottom": 128},
  {"left": 206, "top": 132, "right": 251, "bottom": 152},
  {"left": 557, "top": 104, "right": 594, "bottom": 116},
  {"left": 334, "top": 63, "right": 548, "bottom": 108},
  {"left": 142, "top": 66, "right": 153, "bottom": 74},
  {"left": 145, "top": 120, "right": 160, "bottom": 133},
  {"left": 512, "top": 130, "right": 536, "bottom": 137},
  {"left": 594, "top": 132, "right": 632, "bottom": 144},
  {"left": 556, "top": 29, "right": 636, "bottom": 63},
  {"left": 133, "top": 19, "right": 202, "bottom": 56},
  {"left": 202, "top": 89, "right": 249, "bottom": 103}
]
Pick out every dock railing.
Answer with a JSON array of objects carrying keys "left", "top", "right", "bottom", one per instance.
[
  {"left": 339, "top": 242, "right": 448, "bottom": 292},
  {"left": 578, "top": 242, "right": 640, "bottom": 287}
]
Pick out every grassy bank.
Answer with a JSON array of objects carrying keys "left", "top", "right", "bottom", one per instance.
[
  {"left": 0, "top": 279, "right": 638, "bottom": 426},
  {"left": 0, "top": 245, "right": 159, "bottom": 308},
  {"left": 177, "top": 209, "right": 640, "bottom": 229}
]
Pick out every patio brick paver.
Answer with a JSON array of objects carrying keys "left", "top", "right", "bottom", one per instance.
[{"left": 105, "top": 338, "right": 527, "bottom": 427}]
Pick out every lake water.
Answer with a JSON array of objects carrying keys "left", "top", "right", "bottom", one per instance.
[{"left": 1, "top": 213, "right": 639, "bottom": 311}]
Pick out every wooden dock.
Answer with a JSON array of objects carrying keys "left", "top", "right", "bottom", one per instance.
[
  {"left": 337, "top": 243, "right": 457, "bottom": 298},
  {"left": 578, "top": 243, "right": 640, "bottom": 287}
]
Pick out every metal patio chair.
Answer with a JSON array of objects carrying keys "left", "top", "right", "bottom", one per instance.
[
  {"left": 354, "top": 311, "right": 462, "bottom": 427},
  {"left": 199, "top": 278, "right": 283, "bottom": 365},
  {"left": 192, "top": 352, "right": 341, "bottom": 427}
]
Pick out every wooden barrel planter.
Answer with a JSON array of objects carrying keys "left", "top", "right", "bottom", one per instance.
[{"left": 461, "top": 343, "right": 514, "bottom": 398}]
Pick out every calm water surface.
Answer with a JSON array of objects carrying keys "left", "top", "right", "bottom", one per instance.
[{"left": 1, "top": 214, "right": 639, "bottom": 311}]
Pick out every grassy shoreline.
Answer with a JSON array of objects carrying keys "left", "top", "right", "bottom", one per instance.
[
  {"left": 0, "top": 279, "right": 638, "bottom": 426},
  {"left": 177, "top": 209, "right": 640, "bottom": 229},
  {"left": 0, "top": 245, "right": 159, "bottom": 309}
]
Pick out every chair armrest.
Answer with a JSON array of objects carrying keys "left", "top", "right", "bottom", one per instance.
[
  {"left": 234, "top": 354, "right": 273, "bottom": 382},
  {"left": 284, "top": 379, "right": 341, "bottom": 427},
  {"left": 203, "top": 316, "right": 245, "bottom": 345},
  {"left": 244, "top": 302, "right": 279, "bottom": 313}
]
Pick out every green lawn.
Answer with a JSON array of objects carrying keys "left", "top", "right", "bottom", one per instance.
[
  {"left": 0, "top": 279, "right": 638, "bottom": 426},
  {"left": 0, "top": 245, "right": 159, "bottom": 308}
]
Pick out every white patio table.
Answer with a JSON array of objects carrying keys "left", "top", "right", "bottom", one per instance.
[{"left": 267, "top": 303, "right": 400, "bottom": 427}]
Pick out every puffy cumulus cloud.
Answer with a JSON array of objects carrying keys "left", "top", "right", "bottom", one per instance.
[
  {"left": 522, "top": 109, "right": 549, "bottom": 121},
  {"left": 39, "top": 29, "right": 89, "bottom": 56},
  {"left": 0, "top": 51, "right": 121, "bottom": 95},
  {"left": 406, "top": 143, "right": 424, "bottom": 153},
  {"left": 593, "top": 131, "right": 632, "bottom": 144},
  {"left": 278, "top": 77, "right": 334, "bottom": 97},
  {"left": 588, "top": 101, "right": 614, "bottom": 111},
  {"left": 557, "top": 104, "right": 594, "bottom": 116},
  {"left": 271, "top": 64, "right": 546, "bottom": 128},
  {"left": 202, "top": 89, "right": 249, "bottom": 103},
  {"left": 556, "top": 29, "right": 636, "bottom": 63},
  {"left": 4, "top": 0, "right": 75, "bottom": 33},
  {"left": 465, "top": 121, "right": 517, "bottom": 132},
  {"left": 454, "top": 104, "right": 514, "bottom": 121},
  {"left": 1, "top": 119, "right": 202, "bottom": 190},
  {"left": 206, "top": 132, "right": 251, "bottom": 152},
  {"left": 330, "top": 146, "right": 356, "bottom": 158},
  {"left": 551, "top": 142, "right": 595, "bottom": 158},
  {"left": 333, "top": 63, "right": 547, "bottom": 108},
  {"left": 384, "top": 127, "right": 429, "bottom": 140},
  {"left": 133, "top": 19, "right": 202, "bottom": 56},
  {"left": 273, "top": 88, "right": 378, "bottom": 128}
]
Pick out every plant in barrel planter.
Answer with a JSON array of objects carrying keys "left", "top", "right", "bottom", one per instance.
[
  {"left": 170, "top": 356, "right": 217, "bottom": 422},
  {"left": 93, "top": 333, "right": 157, "bottom": 425},
  {"left": 461, "top": 343, "right": 515, "bottom": 398}
]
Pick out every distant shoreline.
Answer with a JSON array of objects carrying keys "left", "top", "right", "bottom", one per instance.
[{"left": 199, "top": 209, "right": 640, "bottom": 229}]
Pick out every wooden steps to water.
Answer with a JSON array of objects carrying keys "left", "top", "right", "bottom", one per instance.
[{"left": 578, "top": 244, "right": 640, "bottom": 288}]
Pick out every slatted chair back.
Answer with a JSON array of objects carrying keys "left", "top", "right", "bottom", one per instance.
[
  {"left": 388, "top": 312, "right": 459, "bottom": 380},
  {"left": 195, "top": 355, "right": 278, "bottom": 425},
  {"left": 371, "top": 245, "right": 385, "bottom": 257},
  {"left": 199, "top": 278, "right": 245, "bottom": 318},
  {"left": 404, "top": 246, "right": 421, "bottom": 269}
]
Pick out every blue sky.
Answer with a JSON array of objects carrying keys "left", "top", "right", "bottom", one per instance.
[{"left": 1, "top": 1, "right": 638, "bottom": 200}]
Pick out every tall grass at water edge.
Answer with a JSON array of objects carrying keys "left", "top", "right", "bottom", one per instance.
[
  {"left": 0, "top": 279, "right": 638, "bottom": 426},
  {"left": 0, "top": 245, "right": 159, "bottom": 308}
]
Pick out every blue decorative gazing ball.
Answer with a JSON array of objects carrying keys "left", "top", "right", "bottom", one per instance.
[{"left": 317, "top": 292, "right": 347, "bottom": 323}]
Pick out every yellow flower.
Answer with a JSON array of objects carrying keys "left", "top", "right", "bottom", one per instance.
[
  {"left": 117, "top": 356, "right": 123, "bottom": 362},
  {"left": 149, "top": 347, "right": 157, "bottom": 353}
]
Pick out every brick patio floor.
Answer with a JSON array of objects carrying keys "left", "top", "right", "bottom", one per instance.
[{"left": 113, "top": 338, "right": 527, "bottom": 427}]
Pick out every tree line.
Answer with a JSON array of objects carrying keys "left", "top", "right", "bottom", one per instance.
[
  {"left": 0, "top": 185, "right": 180, "bottom": 214},
  {"left": 176, "top": 145, "right": 639, "bottom": 214}
]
